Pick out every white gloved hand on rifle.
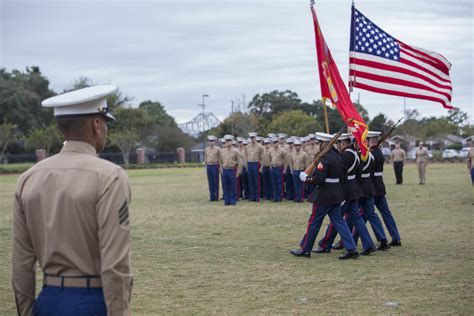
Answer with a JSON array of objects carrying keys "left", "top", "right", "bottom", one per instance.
[{"left": 299, "top": 171, "right": 308, "bottom": 182}]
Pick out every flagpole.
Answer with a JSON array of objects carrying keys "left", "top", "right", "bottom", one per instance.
[{"left": 322, "top": 99, "right": 330, "bottom": 133}]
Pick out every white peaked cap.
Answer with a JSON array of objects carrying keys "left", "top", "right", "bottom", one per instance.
[
  {"left": 315, "top": 132, "right": 333, "bottom": 142},
  {"left": 208, "top": 135, "right": 217, "bottom": 141},
  {"left": 42, "top": 85, "right": 117, "bottom": 121},
  {"left": 248, "top": 132, "right": 258, "bottom": 138},
  {"left": 294, "top": 139, "right": 302, "bottom": 145},
  {"left": 367, "top": 131, "right": 382, "bottom": 138},
  {"left": 338, "top": 133, "right": 352, "bottom": 141}
]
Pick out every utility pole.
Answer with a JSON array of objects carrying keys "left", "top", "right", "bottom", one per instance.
[
  {"left": 198, "top": 94, "right": 209, "bottom": 161},
  {"left": 231, "top": 100, "right": 234, "bottom": 135}
]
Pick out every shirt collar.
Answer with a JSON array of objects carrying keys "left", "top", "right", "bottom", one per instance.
[{"left": 60, "top": 140, "right": 98, "bottom": 157}]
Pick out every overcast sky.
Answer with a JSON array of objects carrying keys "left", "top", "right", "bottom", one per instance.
[{"left": 2, "top": 0, "right": 473, "bottom": 126}]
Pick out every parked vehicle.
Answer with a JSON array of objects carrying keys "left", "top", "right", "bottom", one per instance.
[
  {"left": 459, "top": 147, "right": 471, "bottom": 159},
  {"left": 441, "top": 149, "right": 459, "bottom": 159}
]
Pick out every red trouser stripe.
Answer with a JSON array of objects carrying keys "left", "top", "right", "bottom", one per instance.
[{"left": 301, "top": 203, "right": 318, "bottom": 250}]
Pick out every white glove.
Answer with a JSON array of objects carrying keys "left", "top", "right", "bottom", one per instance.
[{"left": 299, "top": 171, "right": 308, "bottom": 182}]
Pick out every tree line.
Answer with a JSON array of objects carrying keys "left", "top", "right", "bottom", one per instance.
[{"left": 1, "top": 67, "right": 472, "bottom": 165}]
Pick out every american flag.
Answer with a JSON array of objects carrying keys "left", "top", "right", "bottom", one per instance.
[{"left": 348, "top": 6, "right": 453, "bottom": 109}]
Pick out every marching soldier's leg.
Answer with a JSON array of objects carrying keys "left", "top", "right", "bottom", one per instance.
[
  {"left": 374, "top": 195, "right": 401, "bottom": 245},
  {"left": 297, "top": 204, "right": 330, "bottom": 254},
  {"left": 327, "top": 205, "right": 359, "bottom": 259},
  {"left": 347, "top": 200, "right": 376, "bottom": 254}
]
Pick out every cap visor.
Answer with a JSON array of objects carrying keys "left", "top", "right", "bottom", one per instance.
[{"left": 105, "top": 113, "right": 116, "bottom": 121}]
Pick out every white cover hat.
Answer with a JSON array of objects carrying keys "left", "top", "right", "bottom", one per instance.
[
  {"left": 42, "top": 85, "right": 117, "bottom": 120},
  {"left": 367, "top": 131, "right": 382, "bottom": 138},
  {"left": 315, "top": 132, "right": 333, "bottom": 142}
]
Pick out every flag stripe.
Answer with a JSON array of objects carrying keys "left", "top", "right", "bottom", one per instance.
[
  {"left": 350, "top": 70, "right": 452, "bottom": 102},
  {"left": 400, "top": 48, "right": 449, "bottom": 76},
  {"left": 349, "top": 76, "right": 453, "bottom": 109},
  {"left": 400, "top": 49, "right": 451, "bottom": 81},
  {"left": 349, "top": 67, "right": 452, "bottom": 99},
  {"left": 399, "top": 42, "right": 451, "bottom": 71},
  {"left": 349, "top": 53, "right": 452, "bottom": 89}
]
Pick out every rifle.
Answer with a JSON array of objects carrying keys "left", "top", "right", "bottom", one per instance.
[
  {"left": 303, "top": 119, "right": 354, "bottom": 176},
  {"left": 377, "top": 117, "right": 404, "bottom": 148}
]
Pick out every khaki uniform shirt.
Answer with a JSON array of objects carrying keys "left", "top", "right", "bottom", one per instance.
[
  {"left": 391, "top": 148, "right": 406, "bottom": 162},
  {"left": 205, "top": 145, "right": 220, "bottom": 164},
  {"left": 245, "top": 143, "right": 264, "bottom": 163},
  {"left": 261, "top": 147, "right": 272, "bottom": 168},
  {"left": 12, "top": 141, "right": 132, "bottom": 316},
  {"left": 239, "top": 147, "right": 248, "bottom": 167},
  {"left": 305, "top": 144, "right": 320, "bottom": 161},
  {"left": 416, "top": 147, "right": 429, "bottom": 163},
  {"left": 290, "top": 150, "right": 310, "bottom": 171},
  {"left": 219, "top": 147, "right": 242, "bottom": 174},
  {"left": 269, "top": 147, "right": 287, "bottom": 168}
]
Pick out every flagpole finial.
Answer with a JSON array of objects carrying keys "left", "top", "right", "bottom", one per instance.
[{"left": 310, "top": 0, "right": 315, "bottom": 6}]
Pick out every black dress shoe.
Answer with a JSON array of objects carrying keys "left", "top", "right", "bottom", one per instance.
[
  {"left": 339, "top": 250, "right": 359, "bottom": 260},
  {"left": 290, "top": 249, "right": 311, "bottom": 258},
  {"left": 361, "top": 246, "right": 377, "bottom": 256},
  {"left": 389, "top": 240, "right": 402, "bottom": 247},
  {"left": 377, "top": 241, "right": 391, "bottom": 251},
  {"left": 312, "top": 247, "right": 331, "bottom": 253}
]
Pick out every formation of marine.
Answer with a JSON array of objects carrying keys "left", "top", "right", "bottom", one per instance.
[
  {"left": 204, "top": 132, "right": 321, "bottom": 205},
  {"left": 205, "top": 130, "right": 402, "bottom": 259}
]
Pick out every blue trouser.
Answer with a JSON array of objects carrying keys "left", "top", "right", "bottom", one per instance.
[
  {"left": 222, "top": 169, "right": 237, "bottom": 205},
  {"left": 355, "top": 196, "right": 388, "bottom": 243},
  {"left": 206, "top": 164, "right": 219, "bottom": 201},
  {"left": 262, "top": 166, "right": 273, "bottom": 200},
  {"left": 374, "top": 195, "right": 401, "bottom": 242},
  {"left": 318, "top": 200, "right": 375, "bottom": 251},
  {"left": 271, "top": 166, "right": 284, "bottom": 202},
  {"left": 292, "top": 170, "right": 305, "bottom": 202},
  {"left": 247, "top": 162, "right": 260, "bottom": 201},
  {"left": 33, "top": 285, "right": 106, "bottom": 316},
  {"left": 285, "top": 166, "right": 294, "bottom": 200},
  {"left": 300, "top": 203, "right": 356, "bottom": 253},
  {"left": 240, "top": 167, "right": 249, "bottom": 199},
  {"left": 471, "top": 168, "right": 474, "bottom": 185}
]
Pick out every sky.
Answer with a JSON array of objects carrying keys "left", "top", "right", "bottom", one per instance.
[{"left": 1, "top": 0, "right": 473, "bottom": 126}]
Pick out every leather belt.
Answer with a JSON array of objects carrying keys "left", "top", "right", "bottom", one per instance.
[
  {"left": 223, "top": 167, "right": 236, "bottom": 170},
  {"left": 374, "top": 172, "right": 383, "bottom": 176},
  {"left": 271, "top": 165, "right": 283, "bottom": 167},
  {"left": 44, "top": 275, "right": 102, "bottom": 288},
  {"left": 361, "top": 173, "right": 371, "bottom": 178},
  {"left": 347, "top": 175, "right": 356, "bottom": 180},
  {"left": 207, "top": 163, "right": 218, "bottom": 165},
  {"left": 325, "top": 178, "right": 339, "bottom": 183}
]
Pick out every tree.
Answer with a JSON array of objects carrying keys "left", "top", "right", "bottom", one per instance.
[
  {"left": 247, "top": 90, "right": 302, "bottom": 120},
  {"left": 25, "top": 124, "right": 63, "bottom": 156},
  {"left": 139, "top": 100, "right": 177, "bottom": 127},
  {"left": 108, "top": 107, "right": 153, "bottom": 166},
  {"left": 369, "top": 113, "right": 389, "bottom": 132},
  {"left": 0, "top": 120, "right": 17, "bottom": 163},
  {"left": 267, "top": 110, "right": 322, "bottom": 136},
  {"left": 0, "top": 67, "right": 55, "bottom": 135},
  {"left": 155, "top": 126, "right": 195, "bottom": 152},
  {"left": 213, "top": 112, "right": 259, "bottom": 137}
]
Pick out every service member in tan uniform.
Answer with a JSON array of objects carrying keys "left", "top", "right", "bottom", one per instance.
[
  {"left": 269, "top": 137, "right": 287, "bottom": 202},
  {"left": 12, "top": 85, "right": 132, "bottom": 316},
  {"left": 205, "top": 135, "right": 221, "bottom": 201},
  {"left": 238, "top": 139, "right": 249, "bottom": 199},
  {"left": 415, "top": 141, "right": 429, "bottom": 184},
  {"left": 467, "top": 142, "right": 474, "bottom": 186},
  {"left": 245, "top": 132, "right": 264, "bottom": 201},
  {"left": 391, "top": 142, "right": 406, "bottom": 185},
  {"left": 284, "top": 138, "right": 295, "bottom": 200},
  {"left": 289, "top": 139, "right": 310, "bottom": 202},
  {"left": 219, "top": 135, "right": 242, "bottom": 205},
  {"left": 260, "top": 138, "right": 273, "bottom": 200}
]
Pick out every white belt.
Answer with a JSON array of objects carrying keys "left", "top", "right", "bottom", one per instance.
[
  {"left": 361, "top": 173, "right": 371, "bottom": 178},
  {"left": 325, "top": 178, "right": 339, "bottom": 183},
  {"left": 374, "top": 172, "right": 383, "bottom": 177},
  {"left": 347, "top": 175, "right": 356, "bottom": 180}
]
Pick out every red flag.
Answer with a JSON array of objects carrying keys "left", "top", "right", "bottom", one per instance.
[{"left": 311, "top": 5, "right": 369, "bottom": 161}]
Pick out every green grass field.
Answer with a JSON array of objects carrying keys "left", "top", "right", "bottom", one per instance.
[{"left": 1, "top": 163, "right": 473, "bottom": 314}]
